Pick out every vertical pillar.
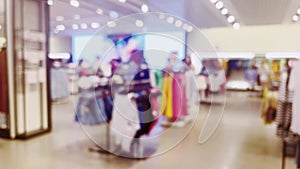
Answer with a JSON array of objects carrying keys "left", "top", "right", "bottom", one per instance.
[{"left": 2, "top": 0, "right": 51, "bottom": 139}]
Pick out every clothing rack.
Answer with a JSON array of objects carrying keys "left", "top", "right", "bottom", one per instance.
[{"left": 89, "top": 76, "right": 160, "bottom": 158}]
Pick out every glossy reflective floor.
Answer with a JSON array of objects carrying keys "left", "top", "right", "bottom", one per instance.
[{"left": 0, "top": 91, "right": 296, "bottom": 169}]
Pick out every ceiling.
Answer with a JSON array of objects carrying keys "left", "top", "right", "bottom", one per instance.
[{"left": 49, "top": 0, "right": 300, "bottom": 36}]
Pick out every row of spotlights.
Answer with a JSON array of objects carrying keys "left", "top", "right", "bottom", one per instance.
[
  {"left": 210, "top": 0, "right": 240, "bottom": 29},
  {"left": 292, "top": 7, "right": 300, "bottom": 22},
  {"left": 53, "top": 19, "right": 147, "bottom": 33},
  {"left": 55, "top": 22, "right": 101, "bottom": 32},
  {"left": 48, "top": 0, "right": 79, "bottom": 7},
  {"left": 159, "top": 14, "right": 194, "bottom": 32}
]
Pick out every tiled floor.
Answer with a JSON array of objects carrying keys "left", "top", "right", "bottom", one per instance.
[{"left": 0, "top": 91, "right": 296, "bottom": 169}]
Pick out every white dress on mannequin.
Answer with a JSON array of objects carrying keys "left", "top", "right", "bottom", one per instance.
[{"left": 289, "top": 59, "right": 300, "bottom": 135}]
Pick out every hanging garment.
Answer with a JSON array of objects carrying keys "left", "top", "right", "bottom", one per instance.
[
  {"left": 196, "top": 75, "right": 208, "bottom": 91},
  {"left": 161, "top": 74, "right": 173, "bottom": 119},
  {"left": 261, "top": 89, "right": 278, "bottom": 124},
  {"left": 185, "top": 69, "right": 197, "bottom": 102},
  {"left": 172, "top": 72, "right": 188, "bottom": 121},
  {"left": 148, "top": 89, "right": 161, "bottom": 133},
  {"left": 276, "top": 72, "right": 294, "bottom": 138},
  {"left": 95, "top": 96, "right": 108, "bottom": 122},
  {"left": 103, "top": 95, "right": 113, "bottom": 122},
  {"left": 75, "top": 90, "right": 107, "bottom": 125},
  {"left": 153, "top": 70, "right": 164, "bottom": 105},
  {"left": 129, "top": 68, "right": 152, "bottom": 93},
  {"left": 154, "top": 70, "right": 164, "bottom": 90},
  {"left": 289, "top": 60, "right": 300, "bottom": 135},
  {"left": 133, "top": 95, "right": 154, "bottom": 138},
  {"left": 110, "top": 93, "right": 140, "bottom": 153}
]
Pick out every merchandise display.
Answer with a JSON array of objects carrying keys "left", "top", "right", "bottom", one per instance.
[{"left": 2, "top": 0, "right": 300, "bottom": 168}]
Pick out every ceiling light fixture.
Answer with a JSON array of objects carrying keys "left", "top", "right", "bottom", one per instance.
[
  {"left": 227, "top": 15, "right": 235, "bottom": 23},
  {"left": 175, "top": 20, "right": 183, "bottom": 27},
  {"left": 292, "top": 15, "right": 299, "bottom": 22},
  {"left": 70, "top": 0, "right": 80, "bottom": 7},
  {"left": 135, "top": 20, "right": 144, "bottom": 27},
  {"left": 233, "top": 22, "right": 240, "bottom": 30},
  {"left": 166, "top": 17, "right": 174, "bottom": 24},
  {"left": 119, "top": 0, "right": 126, "bottom": 3},
  {"left": 183, "top": 23, "right": 189, "bottom": 30},
  {"left": 297, "top": 8, "right": 300, "bottom": 15},
  {"left": 215, "top": 1, "right": 224, "bottom": 9},
  {"left": 80, "top": 23, "right": 88, "bottom": 29},
  {"left": 47, "top": 0, "right": 53, "bottom": 5},
  {"left": 72, "top": 24, "right": 79, "bottom": 30},
  {"left": 96, "top": 8, "right": 103, "bottom": 15},
  {"left": 56, "top": 25, "right": 65, "bottom": 31},
  {"left": 210, "top": 0, "right": 218, "bottom": 4},
  {"left": 0, "top": 25, "right": 2, "bottom": 29},
  {"left": 187, "top": 25, "right": 194, "bottom": 32},
  {"left": 56, "top": 16, "right": 64, "bottom": 21},
  {"left": 221, "top": 8, "right": 229, "bottom": 15},
  {"left": 91, "top": 22, "right": 100, "bottom": 29},
  {"left": 109, "top": 11, "right": 119, "bottom": 19},
  {"left": 141, "top": 4, "right": 149, "bottom": 13}
]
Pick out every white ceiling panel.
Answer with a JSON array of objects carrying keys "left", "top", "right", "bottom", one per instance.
[
  {"left": 49, "top": 0, "right": 300, "bottom": 36},
  {"left": 229, "top": 0, "right": 292, "bottom": 25}
]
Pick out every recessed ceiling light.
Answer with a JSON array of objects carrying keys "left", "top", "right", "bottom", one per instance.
[
  {"left": 70, "top": 0, "right": 80, "bottom": 7},
  {"left": 0, "top": 25, "right": 2, "bottom": 29},
  {"left": 221, "top": 8, "right": 229, "bottom": 15},
  {"left": 47, "top": 0, "right": 53, "bottom": 5},
  {"left": 187, "top": 25, "right": 193, "bottom": 32},
  {"left": 227, "top": 15, "right": 235, "bottom": 23},
  {"left": 56, "top": 16, "right": 64, "bottom": 21},
  {"left": 72, "top": 24, "right": 79, "bottom": 30},
  {"left": 233, "top": 22, "right": 240, "bottom": 29},
  {"left": 74, "top": 14, "right": 80, "bottom": 20},
  {"left": 107, "top": 21, "right": 116, "bottom": 28},
  {"left": 292, "top": 15, "right": 299, "bottom": 22},
  {"left": 91, "top": 22, "right": 100, "bottom": 29},
  {"left": 297, "top": 8, "right": 300, "bottom": 15},
  {"left": 175, "top": 20, "right": 183, "bottom": 27},
  {"left": 135, "top": 20, "right": 144, "bottom": 27},
  {"left": 183, "top": 23, "right": 189, "bottom": 30},
  {"left": 80, "top": 23, "right": 88, "bottom": 29},
  {"left": 210, "top": 0, "right": 218, "bottom": 3},
  {"left": 109, "top": 11, "right": 119, "bottom": 19},
  {"left": 96, "top": 8, "right": 103, "bottom": 15},
  {"left": 119, "top": 0, "right": 126, "bottom": 3},
  {"left": 215, "top": 1, "right": 224, "bottom": 9},
  {"left": 56, "top": 25, "right": 65, "bottom": 31},
  {"left": 166, "top": 17, "right": 174, "bottom": 24},
  {"left": 141, "top": 4, "right": 149, "bottom": 13}
]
